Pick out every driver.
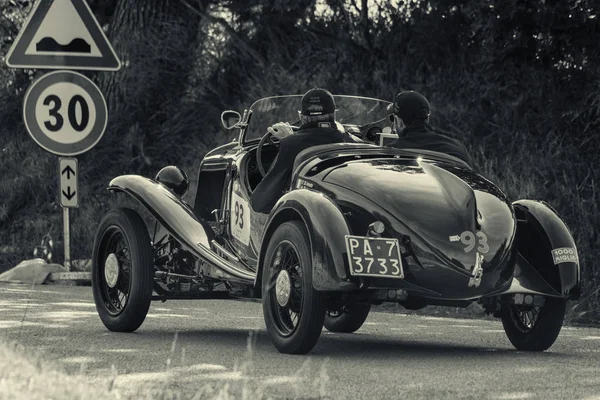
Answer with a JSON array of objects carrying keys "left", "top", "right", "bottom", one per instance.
[
  {"left": 250, "top": 88, "right": 349, "bottom": 213},
  {"left": 386, "top": 90, "right": 474, "bottom": 168}
]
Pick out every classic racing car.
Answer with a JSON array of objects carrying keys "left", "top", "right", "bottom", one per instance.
[{"left": 91, "top": 95, "right": 581, "bottom": 354}]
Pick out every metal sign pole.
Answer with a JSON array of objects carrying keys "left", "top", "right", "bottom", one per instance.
[
  {"left": 6, "top": 0, "right": 119, "bottom": 284},
  {"left": 63, "top": 207, "right": 71, "bottom": 271}
]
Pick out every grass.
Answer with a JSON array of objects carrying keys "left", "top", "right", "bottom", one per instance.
[
  {"left": 0, "top": 331, "right": 331, "bottom": 400},
  {"left": 0, "top": 341, "right": 119, "bottom": 400}
]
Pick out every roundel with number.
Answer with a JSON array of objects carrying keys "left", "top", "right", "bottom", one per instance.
[{"left": 23, "top": 70, "right": 108, "bottom": 156}]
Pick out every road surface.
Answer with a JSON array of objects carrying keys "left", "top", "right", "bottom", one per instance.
[{"left": 0, "top": 283, "right": 598, "bottom": 399}]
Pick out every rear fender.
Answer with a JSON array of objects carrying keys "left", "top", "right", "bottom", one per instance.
[
  {"left": 109, "top": 175, "right": 255, "bottom": 283},
  {"left": 256, "top": 189, "right": 357, "bottom": 292},
  {"left": 511, "top": 199, "right": 581, "bottom": 299}
]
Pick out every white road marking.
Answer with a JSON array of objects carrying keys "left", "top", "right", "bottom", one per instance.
[
  {"left": 115, "top": 371, "right": 172, "bottom": 384},
  {"left": 580, "top": 336, "right": 600, "bottom": 340},
  {"left": 37, "top": 311, "right": 98, "bottom": 319},
  {"left": 262, "top": 376, "right": 301, "bottom": 385},
  {"left": 146, "top": 313, "right": 190, "bottom": 319},
  {"left": 0, "top": 321, "right": 68, "bottom": 329},
  {"left": 61, "top": 356, "right": 97, "bottom": 364},
  {"left": 195, "top": 371, "right": 244, "bottom": 380},
  {"left": 47, "top": 302, "right": 95, "bottom": 307},
  {"left": 515, "top": 367, "right": 547, "bottom": 373},
  {"left": 187, "top": 364, "right": 228, "bottom": 371},
  {"left": 2, "top": 288, "right": 58, "bottom": 294},
  {"left": 2, "top": 303, "right": 44, "bottom": 309},
  {"left": 420, "top": 316, "right": 458, "bottom": 321},
  {"left": 491, "top": 392, "right": 534, "bottom": 399},
  {"left": 102, "top": 349, "right": 138, "bottom": 354},
  {"left": 448, "top": 324, "right": 480, "bottom": 328}
]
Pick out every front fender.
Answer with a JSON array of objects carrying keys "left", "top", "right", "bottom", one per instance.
[
  {"left": 512, "top": 199, "right": 581, "bottom": 299},
  {"left": 257, "top": 189, "right": 357, "bottom": 292},
  {"left": 109, "top": 175, "right": 255, "bottom": 283}
]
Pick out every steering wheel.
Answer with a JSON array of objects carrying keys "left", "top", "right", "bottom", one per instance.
[{"left": 256, "top": 131, "right": 280, "bottom": 177}]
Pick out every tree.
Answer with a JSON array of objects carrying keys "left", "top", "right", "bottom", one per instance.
[{"left": 95, "top": 0, "right": 203, "bottom": 172}]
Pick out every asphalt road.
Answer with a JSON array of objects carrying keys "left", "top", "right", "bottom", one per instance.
[{"left": 1, "top": 283, "right": 599, "bottom": 400}]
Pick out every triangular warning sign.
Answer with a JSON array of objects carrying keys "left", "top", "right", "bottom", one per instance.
[{"left": 5, "top": 0, "right": 121, "bottom": 71}]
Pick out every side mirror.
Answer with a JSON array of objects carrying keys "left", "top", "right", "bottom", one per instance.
[{"left": 221, "top": 110, "right": 241, "bottom": 130}]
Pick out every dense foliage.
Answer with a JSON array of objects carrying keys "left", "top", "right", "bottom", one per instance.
[{"left": 0, "top": 0, "right": 598, "bottom": 321}]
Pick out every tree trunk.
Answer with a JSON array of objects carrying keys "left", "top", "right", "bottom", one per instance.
[{"left": 96, "top": 0, "right": 201, "bottom": 170}]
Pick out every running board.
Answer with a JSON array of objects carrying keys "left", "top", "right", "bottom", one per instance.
[{"left": 152, "top": 291, "right": 233, "bottom": 301}]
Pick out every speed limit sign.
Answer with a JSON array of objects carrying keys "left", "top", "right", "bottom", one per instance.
[{"left": 23, "top": 70, "right": 107, "bottom": 156}]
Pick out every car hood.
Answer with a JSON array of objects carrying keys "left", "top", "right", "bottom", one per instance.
[{"left": 323, "top": 159, "right": 515, "bottom": 270}]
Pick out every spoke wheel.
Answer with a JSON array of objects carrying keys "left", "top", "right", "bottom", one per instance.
[
  {"left": 262, "top": 221, "right": 326, "bottom": 354},
  {"left": 92, "top": 208, "right": 153, "bottom": 332},
  {"left": 508, "top": 306, "right": 541, "bottom": 332},
  {"left": 324, "top": 302, "right": 371, "bottom": 333},
  {"left": 98, "top": 228, "right": 132, "bottom": 316},
  {"left": 500, "top": 296, "right": 566, "bottom": 351}
]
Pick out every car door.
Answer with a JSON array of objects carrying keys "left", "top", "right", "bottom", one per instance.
[{"left": 227, "top": 152, "right": 262, "bottom": 269}]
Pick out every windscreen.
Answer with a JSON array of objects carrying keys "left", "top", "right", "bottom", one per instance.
[{"left": 243, "top": 95, "right": 392, "bottom": 143}]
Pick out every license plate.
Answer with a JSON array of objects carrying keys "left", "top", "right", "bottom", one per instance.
[{"left": 344, "top": 235, "right": 404, "bottom": 279}]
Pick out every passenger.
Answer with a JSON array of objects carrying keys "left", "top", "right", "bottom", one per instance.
[
  {"left": 250, "top": 88, "right": 350, "bottom": 213},
  {"left": 386, "top": 90, "right": 474, "bottom": 168}
]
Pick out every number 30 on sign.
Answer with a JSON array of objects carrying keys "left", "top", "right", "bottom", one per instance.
[{"left": 23, "top": 70, "right": 108, "bottom": 156}]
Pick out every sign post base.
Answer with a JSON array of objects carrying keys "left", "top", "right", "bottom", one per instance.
[{"left": 63, "top": 207, "right": 71, "bottom": 272}]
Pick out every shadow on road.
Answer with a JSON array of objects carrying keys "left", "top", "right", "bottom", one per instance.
[{"left": 129, "top": 328, "right": 570, "bottom": 360}]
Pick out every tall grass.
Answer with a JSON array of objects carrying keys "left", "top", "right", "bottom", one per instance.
[{"left": 0, "top": 333, "right": 331, "bottom": 399}]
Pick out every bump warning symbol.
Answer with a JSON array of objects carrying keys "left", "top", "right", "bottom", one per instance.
[{"left": 6, "top": 0, "right": 121, "bottom": 71}]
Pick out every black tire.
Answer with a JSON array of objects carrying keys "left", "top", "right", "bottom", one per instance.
[
  {"left": 324, "top": 303, "right": 371, "bottom": 333},
  {"left": 262, "top": 221, "right": 326, "bottom": 354},
  {"left": 500, "top": 296, "right": 566, "bottom": 351},
  {"left": 92, "top": 208, "right": 153, "bottom": 332}
]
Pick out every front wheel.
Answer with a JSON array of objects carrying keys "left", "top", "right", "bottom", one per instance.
[
  {"left": 324, "top": 303, "right": 371, "bottom": 333},
  {"left": 92, "top": 208, "right": 154, "bottom": 332},
  {"left": 500, "top": 296, "right": 566, "bottom": 351},
  {"left": 262, "top": 221, "right": 326, "bottom": 354}
]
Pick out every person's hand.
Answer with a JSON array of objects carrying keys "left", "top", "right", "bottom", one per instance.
[{"left": 267, "top": 122, "right": 294, "bottom": 139}]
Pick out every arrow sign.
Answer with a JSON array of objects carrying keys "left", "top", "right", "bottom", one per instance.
[
  {"left": 59, "top": 157, "right": 78, "bottom": 208},
  {"left": 62, "top": 186, "right": 76, "bottom": 201},
  {"left": 62, "top": 165, "right": 75, "bottom": 179}
]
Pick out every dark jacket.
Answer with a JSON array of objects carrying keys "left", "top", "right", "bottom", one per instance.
[
  {"left": 389, "top": 123, "right": 474, "bottom": 168},
  {"left": 250, "top": 122, "right": 348, "bottom": 213}
]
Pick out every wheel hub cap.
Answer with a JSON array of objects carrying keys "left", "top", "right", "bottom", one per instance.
[
  {"left": 104, "top": 253, "right": 120, "bottom": 288},
  {"left": 275, "top": 270, "right": 291, "bottom": 307}
]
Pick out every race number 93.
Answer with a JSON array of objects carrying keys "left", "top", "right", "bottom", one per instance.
[
  {"left": 449, "top": 231, "right": 489, "bottom": 254},
  {"left": 233, "top": 200, "right": 244, "bottom": 229},
  {"left": 230, "top": 191, "right": 251, "bottom": 245}
]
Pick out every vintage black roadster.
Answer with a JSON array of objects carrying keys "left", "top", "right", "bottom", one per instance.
[{"left": 91, "top": 95, "right": 581, "bottom": 354}]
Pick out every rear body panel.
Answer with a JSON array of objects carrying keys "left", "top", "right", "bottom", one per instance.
[{"left": 309, "top": 156, "right": 517, "bottom": 299}]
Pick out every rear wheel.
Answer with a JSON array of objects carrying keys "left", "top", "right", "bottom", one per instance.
[
  {"left": 324, "top": 303, "right": 371, "bottom": 333},
  {"left": 500, "top": 296, "right": 566, "bottom": 351},
  {"left": 92, "top": 208, "right": 153, "bottom": 332},
  {"left": 262, "top": 221, "right": 326, "bottom": 354}
]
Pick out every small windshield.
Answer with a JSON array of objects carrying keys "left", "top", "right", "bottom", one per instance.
[{"left": 243, "top": 95, "right": 392, "bottom": 143}]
